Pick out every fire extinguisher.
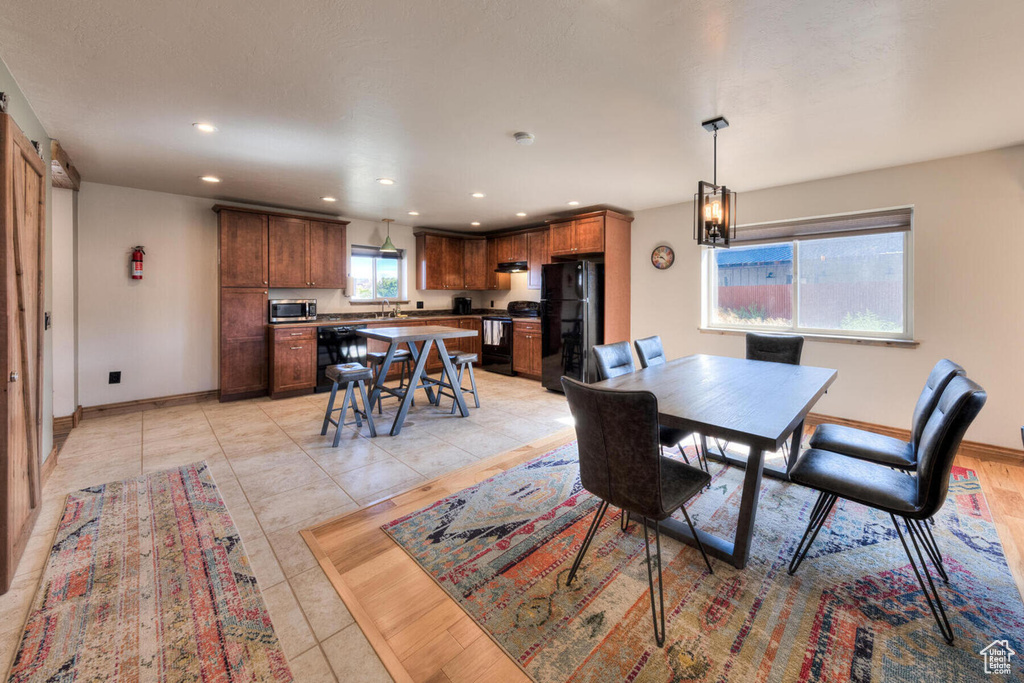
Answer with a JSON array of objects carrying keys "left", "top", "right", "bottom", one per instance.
[{"left": 131, "top": 246, "right": 145, "bottom": 280}]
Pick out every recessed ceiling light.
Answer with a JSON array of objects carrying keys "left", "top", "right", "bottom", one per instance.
[
  {"left": 321, "top": 196, "right": 337, "bottom": 202},
  {"left": 516, "top": 212, "right": 527, "bottom": 217},
  {"left": 192, "top": 122, "right": 217, "bottom": 133},
  {"left": 471, "top": 192, "right": 486, "bottom": 198},
  {"left": 407, "top": 211, "right": 420, "bottom": 216},
  {"left": 567, "top": 200, "right": 580, "bottom": 206},
  {"left": 200, "top": 175, "right": 221, "bottom": 183},
  {"left": 376, "top": 178, "right": 395, "bottom": 185},
  {"left": 470, "top": 221, "right": 481, "bottom": 226}
]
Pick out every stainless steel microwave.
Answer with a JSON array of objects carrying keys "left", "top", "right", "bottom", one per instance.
[{"left": 269, "top": 299, "right": 317, "bottom": 323}]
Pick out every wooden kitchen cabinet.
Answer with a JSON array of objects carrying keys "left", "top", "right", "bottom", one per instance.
[
  {"left": 443, "top": 237, "right": 465, "bottom": 290},
  {"left": 485, "top": 239, "right": 510, "bottom": 290},
  {"left": 269, "top": 216, "right": 309, "bottom": 287},
  {"left": 496, "top": 233, "right": 527, "bottom": 263},
  {"left": 512, "top": 320, "right": 542, "bottom": 379},
  {"left": 526, "top": 229, "right": 549, "bottom": 290},
  {"left": 270, "top": 327, "right": 316, "bottom": 397},
  {"left": 459, "top": 319, "right": 482, "bottom": 358},
  {"left": 219, "top": 210, "right": 268, "bottom": 287},
  {"left": 308, "top": 221, "right": 347, "bottom": 288},
  {"left": 220, "top": 287, "right": 269, "bottom": 398},
  {"left": 417, "top": 234, "right": 466, "bottom": 290},
  {"left": 463, "top": 239, "right": 487, "bottom": 290},
  {"left": 548, "top": 213, "right": 606, "bottom": 257},
  {"left": 269, "top": 217, "right": 346, "bottom": 288}
]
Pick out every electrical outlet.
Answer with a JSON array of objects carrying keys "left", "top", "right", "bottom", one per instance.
[
  {"left": 490, "top": 300, "right": 494, "bottom": 308},
  {"left": 109, "top": 371, "right": 121, "bottom": 384},
  {"left": 416, "top": 301, "right": 424, "bottom": 309}
]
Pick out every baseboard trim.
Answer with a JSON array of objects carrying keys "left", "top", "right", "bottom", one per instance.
[
  {"left": 81, "top": 390, "right": 219, "bottom": 420},
  {"left": 41, "top": 445, "right": 60, "bottom": 487},
  {"left": 72, "top": 405, "right": 83, "bottom": 427},
  {"left": 53, "top": 414, "right": 74, "bottom": 435},
  {"left": 805, "top": 412, "right": 1023, "bottom": 463}
]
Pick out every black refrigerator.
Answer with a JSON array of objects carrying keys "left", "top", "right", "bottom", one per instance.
[{"left": 540, "top": 261, "right": 603, "bottom": 392}]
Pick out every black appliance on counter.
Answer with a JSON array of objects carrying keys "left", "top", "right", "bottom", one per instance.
[
  {"left": 315, "top": 324, "right": 367, "bottom": 392},
  {"left": 481, "top": 301, "right": 540, "bottom": 375},
  {"left": 540, "top": 261, "right": 603, "bottom": 391},
  {"left": 452, "top": 296, "right": 472, "bottom": 315}
]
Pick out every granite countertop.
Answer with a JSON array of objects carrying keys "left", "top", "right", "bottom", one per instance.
[{"left": 267, "top": 309, "right": 504, "bottom": 329}]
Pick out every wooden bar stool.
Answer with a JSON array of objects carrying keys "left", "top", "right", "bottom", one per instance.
[
  {"left": 435, "top": 352, "right": 480, "bottom": 414},
  {"left": 321, "top": 363, "right": 376, "bottom": 445},
  {"left": 365, "top": 349, "right": 415, "bottom": 414}
]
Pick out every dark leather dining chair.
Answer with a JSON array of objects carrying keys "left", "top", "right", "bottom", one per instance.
[
  {"left": 633, "top": 335, "right": 709, "bottom": 474},
  {"left": 592, "top": 341, "right": 635, "bottom": 379},
  {"left": 787, "top": 374, "right": 987, "bottom": 645},
  {"left": 745, "top": 332, "right": 804, "bottom": 365},
  {"left": 561, "top": 377, "right": 713, "bottom": 647}
]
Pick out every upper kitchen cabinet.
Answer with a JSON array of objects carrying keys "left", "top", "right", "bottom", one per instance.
[
  {"left": 463, "top": 238, "right": 488, "bottom": 290},
  {"left": 217, "top": 209, "right": 268, "bottom": 287},
  {"left": 308, "top": 220, "right": 347, "bottom": 288},
  {"left": 416, "top": 233, "right": 467, "bottom": 290},
  {"left": 526, "top": 229, "right": 549, "bottom": 290},
  {"left": 485, "top": 238, "right": 511, "bottom": 290},
  {"left": 269, "top": 216, "right": 309, "bottom": 287},
  {"left": 548, "top": 210, "right": 629, "bottom": 257},
  {"left": 495, "top": 233, "right": 527, "bottom": 263},
  {"left": 214, "top": 205, "right": 348, "bottom": 290},
  {"left": 269, "top": 216, "right": 347, "bottom": 288}
]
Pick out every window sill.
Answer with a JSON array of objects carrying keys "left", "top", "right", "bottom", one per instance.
[
  {"left": 698, "top": 327, "right": 919, "bottom": 348},
  {"left": 348, "top": 299, "right": 411, "bottom": 305}
]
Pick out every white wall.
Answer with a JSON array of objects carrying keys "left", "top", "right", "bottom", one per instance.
[
  {"left": 631, "top": 145, "right": 1024, "bottom": 450},
  {"left": 77, "top": 183, "right": 220, "bottom": 406},
  {"left": 51, "top": 188, "right": 77, "bottom": 417}
]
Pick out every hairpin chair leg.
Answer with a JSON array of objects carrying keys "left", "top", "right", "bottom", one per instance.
[
  {"left": 912, "top": 518, "right": 948, "bottom": 583},
  {"left": 566, "top": 500, "right": 609, "bottom": 586},
  {"left": 892, "top": 514, "right": 955, "bottom": 644},
  {"left": 672, "top": 443, "right": 692, "bottom": 466},
  {"left": 640, "top": 516, "right": 666, "bottom": 647},
  {"left": 788, "top": 491, "right": 837, "bottom": 575},
  {"left": 620, "top": 509, "right": 631, "bottom": 531}
]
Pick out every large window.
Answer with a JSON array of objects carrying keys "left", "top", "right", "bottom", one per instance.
[
  {"left": 703, "top": 208, "right": 912, "bottom": 340},
  {"left": 350, "top": 245, "right": 404, "bottom": 301}
]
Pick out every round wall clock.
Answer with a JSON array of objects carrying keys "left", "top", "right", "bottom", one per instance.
[{"left": 651, "top": 245, "right": 675, "bottom": 270}]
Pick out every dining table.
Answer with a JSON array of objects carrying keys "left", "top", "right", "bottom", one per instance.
[
  {"left": 357, "top": 325, "right": 478, "bottom": 436},
  {"left": 594, "top": 353, "right": 837, "bottom": 569}
]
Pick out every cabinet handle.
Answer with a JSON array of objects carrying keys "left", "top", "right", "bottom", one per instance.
[
  {"left": 290, "top": 332, "right": 303, "bottom": 336},
  {"left": 290, "top": 346, "right": 304, "bottom": 350}
]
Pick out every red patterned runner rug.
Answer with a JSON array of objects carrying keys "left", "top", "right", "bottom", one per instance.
[
  {"left": 7, "top": 462, "right": 293, "bottom": 682},
  {"left": 383, "top": 441, "right": 1024, "bottom": 682}
]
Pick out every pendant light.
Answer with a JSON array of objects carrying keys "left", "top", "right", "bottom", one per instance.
[
  {"left": 380, "top": 218, "right": 397, "bottom": 253},
  {"left": 693, "top": 116, "right": 737, "bottom": 248}
]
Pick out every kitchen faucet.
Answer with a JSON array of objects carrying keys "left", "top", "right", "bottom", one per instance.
[{"left": 380, "top": 298, "right": 389, "bottom": 318}]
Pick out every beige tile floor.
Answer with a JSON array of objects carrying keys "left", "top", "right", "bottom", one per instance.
[{"left": 0, "top": 371, "right": 573, "bottom": 681}]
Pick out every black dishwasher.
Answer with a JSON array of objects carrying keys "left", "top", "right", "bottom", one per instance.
[{"left": 316, "top": 325, "right": 367, "bottom": 392}]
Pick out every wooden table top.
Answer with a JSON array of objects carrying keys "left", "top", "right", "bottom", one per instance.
[
  {"left": 595, "top": 354, "right": 837, "bottom": 450},
  {"left": 356, "top": 325, "right": 478, "bottom": 343}
]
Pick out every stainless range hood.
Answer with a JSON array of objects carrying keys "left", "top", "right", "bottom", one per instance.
[{"left": 495, "top": 260, "right": 528, "bottom": 273}]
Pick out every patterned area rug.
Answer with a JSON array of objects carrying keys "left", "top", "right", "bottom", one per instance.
[
  {"left": 8, "top": 462, "right": 293, "bottom": 682},
  {"left": 383, "top": 442, "right": 1024, "bottom": 682}
]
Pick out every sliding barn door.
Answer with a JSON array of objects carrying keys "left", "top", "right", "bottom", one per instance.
[{"left": 0, "top": 113, "right": 45, "bottom": 593}]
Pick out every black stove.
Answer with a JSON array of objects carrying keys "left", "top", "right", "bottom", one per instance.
[{"left": 481, "top": 301, "right": 540, "bottom": 375}]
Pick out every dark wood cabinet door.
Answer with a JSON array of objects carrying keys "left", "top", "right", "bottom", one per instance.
[
  {"left": 459, "top": 319, "right": 482, "bottom": 357},
  {"left": 507, "top": 233, "right": 527, "bottom": 262},
  {"left": 221, "top": 287, "right": 268, "bottom": 341},
  {"left": 574, "top": 216, "right": 605, "bottom": 254},
  {"left": 485, "top": 239, "right": 510, "bottom": 290},
  {"left": 526, "top": 230, "right": 548, "bottom": 290},
  {"left": 463, "top": 240, "right": 487, "bottom": 290},
  {"left": 530, "top": 334, "right": 542, "bottom": 376},
  {"left": 443, "top": 238, "right": 465, "bottom": 289},
  {"left": 220, "top": 210, "right": 268, "bottom": 287},
  {"left": 512, "top": 327, "right": 531, "bottom": 375},
  {"left": 549, "top": 221, "right": 575, "bottom": 256},
  {"left": 271, "top": 339, "right": 316, "bottom": 394},
  {"left": 222, "top": 338, "right": 268, "bottom": 395},
  {"left": 268, "top": 216, "right": 310, "bottom": 287},
  {"left": 417, "top": 234, "right": 446, "bottom": 290},
  {"left": 308, "top": 221, "right": 346, "bottom": 288}
]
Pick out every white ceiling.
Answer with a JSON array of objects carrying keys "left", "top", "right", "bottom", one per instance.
[{"left": 2, "top": 0, "right": 1023, "bottom": 231}]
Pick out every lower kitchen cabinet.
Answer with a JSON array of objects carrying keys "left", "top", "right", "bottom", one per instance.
[
  {"left": 220, "top": 287, "right": 269, "bottom": 400},
  {"left": 512, "top": 320, "right": 542, "bottom": 379},
  {"left": 270, "top": 327, "right": 316, "bottom": 397}
]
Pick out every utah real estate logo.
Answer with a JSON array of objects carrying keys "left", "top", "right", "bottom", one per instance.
[{"left": 980, "top": 639, "right": 1016, "bottom": 675}]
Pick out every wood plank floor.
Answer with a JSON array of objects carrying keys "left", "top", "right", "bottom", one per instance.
[{"left": 303, "top": 429, "right": 1024, "bottom": 683}]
